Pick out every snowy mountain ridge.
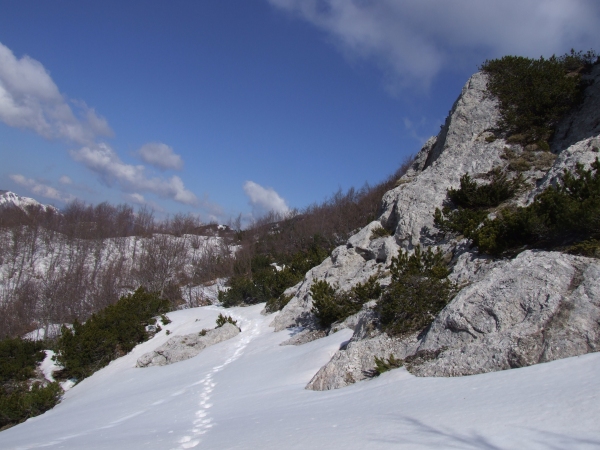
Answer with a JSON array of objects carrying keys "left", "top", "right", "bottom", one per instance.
[{"left": 0, "top": 190, "right": 59, "bottom": 214}]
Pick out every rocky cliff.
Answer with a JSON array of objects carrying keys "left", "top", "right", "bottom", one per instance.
[{"left": 268, "top": 64, "right": 600, "bottom": 390}]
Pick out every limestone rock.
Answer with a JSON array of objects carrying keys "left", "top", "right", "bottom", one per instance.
[
  {"left": 269, "top": 245, "right": 384, "bottom": 331},
  {"left": 136, "top": 323, "right": 240, "bottom": 367},
  {"left": 305, "top": 332, "right": 420, "bottom": 391},
  {"left": 272, "top": 71, "right": 505, "bottom": 333},
  {"left": 379, "top": 72, "right": 504, "bottom": 249},
  {"left": 411, "top": 251, "right": 600, "bottom": 377}
]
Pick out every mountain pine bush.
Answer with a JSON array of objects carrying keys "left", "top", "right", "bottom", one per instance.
[
  {"left": 311, "top": 275, "right": 382, "bottom": 329},
  {"left": 481, "top": 50, "right": 597, "bottom": 144},
  {"left": 474, "top": 159, "right": 600, "bottom": 254},
  {"left": 378, "top": 246, "right": 455, "bottom": 336},
  {"left": 54, "top": 288, "right": 169, "bottom": 381},
  {"left": 0, "top": 338, "right": 62, "bottom": 430}
]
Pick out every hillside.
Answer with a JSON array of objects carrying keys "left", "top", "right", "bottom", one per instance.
[
  {"left": 2, "top": 54, "right": 600, "bottom": 448},
  {"left": 0, "top": 305, "right": 598, "bottom": 449}
]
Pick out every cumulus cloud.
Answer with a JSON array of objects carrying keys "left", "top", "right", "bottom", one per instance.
[
  {"left": 58, "top": 175, "right": 72, "bottom": 185},
  {"left": 122, "top": 192, "right": 165, "bottom": 212},
  {"left": 10, "top": 174, "right": 76, "bottom": 203},
  {"left": 0, "top": 42, "right": 113, "bottom": 143},
  {"left": 70, "top": 143, "right": 198, "bottom": 206},
  {"left": 137, "top": 142, "right": 183, "bottom": 171},
  {"left": 243, "top": 181, "right": 290, "bottom": 216},
  {"left": 268, "top": 0, "right": 600, "bottom": 90}
]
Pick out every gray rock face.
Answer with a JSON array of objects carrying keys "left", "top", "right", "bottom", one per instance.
[
  {"left": 272, "top": 72, "right": 505, "bottom": 332},
  {"left": 305, "top": 304, "right": 420, "bottom": 390},
  {"left": 273, "top": 67, "right": 600, "bottom": 390},
  {"left": 380, "top": 72, "right": 504, "bottom": 249},
  {"left": 305, "top": 333, "right": 419, "bottom": 390},
  {"left": 411, "top": 251, "right": 600, "bottom": 376},
  {"left": 136, "top": 323, "right": 240, "bottom": 367}
]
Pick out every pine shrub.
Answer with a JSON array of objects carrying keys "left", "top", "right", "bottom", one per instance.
[
  {"left": 378, "top": 246, "right": 455, "bottom": 336},
  {"left": 215, "top": 314, "right": 238, "bottom": 328},
  {"left": 372, "top": 354, "right": 403, "bottom": 376},
  {"left": 481, "top": 50, "right": 597, "bottom": 144},
  {"left": 435, "top": 169, "right": 521, "bottom": 239},
  {"left": 54, "top": 288, "right": 169, "bottom": 381},
  {"left": 474, "top": 159, "right": 600, "bottom": 255},
  {"left": 0, "top": 337, "right": 62, "bottom": 429},
  {"left": 311, "top": 275, "right": 382, "bottom": 329}
]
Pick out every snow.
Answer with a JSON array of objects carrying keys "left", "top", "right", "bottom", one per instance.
[
  {"left": 23, "top": 325, "right": 65, "bottom": 341},
  {"left": 1, "top": 304, "right": 599, "bottom": 449},
  {"left": 0, "top": 191, "right": 58, "bottom": 213}
]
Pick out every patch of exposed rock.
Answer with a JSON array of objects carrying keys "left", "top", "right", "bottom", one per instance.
[
  {"left": 271, "top": 72, "right": 505, "bottom": 332},
  {"left": 411, "top": 251, "right": 600, "bottom": 376},
  {"left": 136, "top": 323, "right": 240, "bottom": 367},
  {"left": 305, "top": 304, "right": 420, "bottom": 390},
  {"left": 308, "top": 251, "right": 600, "bottom": 389},
  {"left": 275, "top": 66, "right": 600, "bottom": 390}
]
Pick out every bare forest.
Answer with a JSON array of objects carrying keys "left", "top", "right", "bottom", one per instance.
[{"left": 0, "top": 156, "right": 413, "bottom": 338}]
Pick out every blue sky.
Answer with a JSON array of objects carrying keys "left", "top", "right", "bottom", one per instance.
[{"left": 1, "top": 0, "right": 599, "bottom": 223}]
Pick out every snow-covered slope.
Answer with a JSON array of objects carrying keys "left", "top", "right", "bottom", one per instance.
[
  {"left": 1, "top": 304, "right": 599, "bottom": 449},
  {"left": 0, "top": 190, "right": 58, "bottom": 213}
]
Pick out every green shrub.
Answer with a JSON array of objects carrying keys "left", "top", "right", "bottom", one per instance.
[
  {"left": 447, "top": 170, "right": 520, "bottom": 209},
  {"left": 434, "top": 169, "right": 521, "bottom": 238},
  {"left": 311, "top": 275, "right": 382, "bottom": 329},
  {"left": 480, "top": 50, "right": 596, "bottom": 144},
  {"left": 435, "top": 207, "right": 489, "bottom": 239},
  {"left": 0, "top": 338, "right": 45, "bottom": 385},
  {"left": 0, "top": 381, "right": 62, "bottom": 430},
  {"left": 474, "top": 159, "right": 600, "bottom": 255},
  {"left": 567, "top": 239, "right": 600, "bottom": 258},
  {"left": 0, "top": 337, "right": 62, "bottom": 430},
  {"left": 54, "top": 287, "right": 169, "bottom": 381},
  {"left": 216, "top": 313, "right": 238, "bottom": 328},
  {"left": 370, "top": 226, "right": 392, "bottom": 239},
  {"left": 378, "top": 246, "right": 455, "bottom": 336},
  {"left": 372, "top": 354, "right": 403, "bottom": 376},
  {"left": 160, "top": 314, "right": 171, "bottom": 325},
  {"left": 219, "top": 243, "right": 330, "bottom": 309}
]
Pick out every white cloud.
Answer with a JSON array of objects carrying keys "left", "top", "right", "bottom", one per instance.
[
  {"left": 0, "top": 42, "right": 113, "bottom": 143},
  {"left": 10, "top": 174, "right": 76, "bottom": 203},
  {"left": 268, "top": 0, "right": 600, "bottom": 90},
  {"left": 70, "top": 143, "right": 198, "bottom": 206},
  {"left": 58, "top": 175, "right": 72, "bottom": 185},
  {"left": 138, "top": 142, "right": 183, "bottom": 171},
  {"left": 243, "top": 181, "right": 290, "bottom": 216},
  {"left": 122, "top": 192, "right": 165, "bottom": 212}
]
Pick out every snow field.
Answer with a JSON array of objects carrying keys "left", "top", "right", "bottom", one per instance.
[{"left": 0, "top": 304, "right": 599, "bottom": 449}]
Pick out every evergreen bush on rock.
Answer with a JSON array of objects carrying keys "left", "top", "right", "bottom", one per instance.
[
  {"left": 310, "top": 275, "right": 382, "bottom": 329},
  {"left": 54, "top": 288, "right": 170, "bottom": 381},
  {"left": 0, "top": 338, "right": 62, "bottom": 430},
  {"left": 481, "top": 50, "right": 597, "bottom": 144},
  {"left": 378, "top": 246, "right": 456, "bottom": 336}
]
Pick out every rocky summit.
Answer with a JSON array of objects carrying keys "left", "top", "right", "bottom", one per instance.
[{"left": 268, "top": 64, "right": 600, "bottom": 390}]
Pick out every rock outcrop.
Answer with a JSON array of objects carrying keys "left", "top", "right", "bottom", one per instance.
[
  {"left": 136, "top": 323, "right": 240, "bottom": 367},
  {"left": 412, "top": 251, "right": 600, "bottom": 377},
  {"left": 270, "top": 64, "right": 600, "bottom": 390}
]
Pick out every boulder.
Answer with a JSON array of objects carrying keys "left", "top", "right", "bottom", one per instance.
[
  {"left": 136, "top": 323, "right": 240, "bottom": 367},
  {"left": 410, "top": 251, "right": 600, "bottom": 377}
]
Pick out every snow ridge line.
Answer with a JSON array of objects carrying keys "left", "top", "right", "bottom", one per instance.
[{"left": 174, "top": 313, "right": 260, "bottom": 449}]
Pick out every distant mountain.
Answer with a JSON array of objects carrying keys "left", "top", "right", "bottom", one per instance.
[{"left": 0, "top": 190, "right": 59, "bottom": 214}]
